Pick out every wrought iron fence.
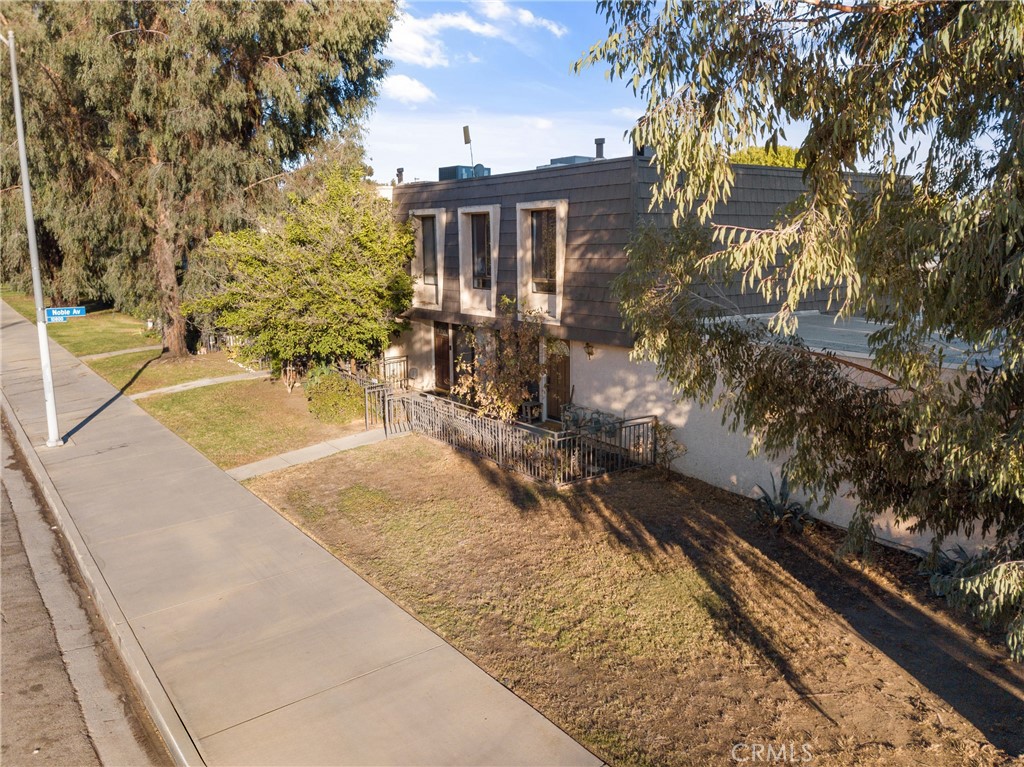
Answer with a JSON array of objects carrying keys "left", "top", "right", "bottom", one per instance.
[{"left": 384, "top": 392, "right": 657, "bottom": 485}]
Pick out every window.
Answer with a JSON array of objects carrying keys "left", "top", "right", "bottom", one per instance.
[
  {"left": 411, "top": 208, "right": 445, "bottom": 308},
  {"left": 516, "top": 199, "right": 567, "bottom": 323},
  {"left": 531, "top": 209, "right": 556, "bottom": 294},
  {"left": 458, "top": 204, "right": 499, "bottom": 317},
  {"left": 421, "top": 216, "right": 437, "bottom": 285},
  {"left": 471, "top": 213, "right": 491, "bottom": 290}
]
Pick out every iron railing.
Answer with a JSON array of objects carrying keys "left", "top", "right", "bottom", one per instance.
[{"left": 382, "top": 392, "right": 657, "bottom": 485}]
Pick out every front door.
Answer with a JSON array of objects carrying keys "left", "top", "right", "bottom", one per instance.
[
  {"left": 433, "top": 323, "right": 451, "bottom": 391},
  {"left": 546, "top": 343, "right": 570, "bottom": 421}
]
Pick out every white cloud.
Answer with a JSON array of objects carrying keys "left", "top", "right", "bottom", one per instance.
[
  {"left": 381, "top": 74, "right": 436, "bottom": 105},
  {"left": 388, "top": 11, "right": 501, "bottom": 68},
  {"left": 476, "top": 1, "right": 568, "bottom": 37},
  {"left": 611, "top": 107, "right": 640, "bottom": 121}
]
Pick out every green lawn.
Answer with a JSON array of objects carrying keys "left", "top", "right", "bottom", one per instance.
[
  {"left": 1, "top": 289, "right": 160, "bottom": 356},
  {"left": 139, "top": 378, "right": 362, "bottom": 468},
  {"left": 86, "top": 350, "right": 246, "bottom": 395}
]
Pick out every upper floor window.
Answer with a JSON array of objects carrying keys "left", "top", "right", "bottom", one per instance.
[
  {"left": 411, "top": 207, "right": 446, "bottom": 308},
  {"left": 531, "top": 209, "right": 556, "bottom": 294},
  {"left": 458, "top": 204, "right": 500, "bottom": 318},
  {"left": 516, "top": 199, "right": 568, "bottom": 323},
  {"left": 421, "top": 215, "right": 438, "bottom": 286},
  {"left": 471, "top": 213, "right": 491, "bottom": 290}
]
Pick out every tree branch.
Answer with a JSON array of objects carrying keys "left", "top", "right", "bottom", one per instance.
[
  {"left": 107, "top": 27, "right": 169, "bottom": 41},
  {"left": 243, "top": 172, "right": 287, "bottom": 193}
]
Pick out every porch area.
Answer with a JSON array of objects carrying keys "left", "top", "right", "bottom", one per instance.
[{"left": 368, "top": 386, "right": 659, "bottom": 486}]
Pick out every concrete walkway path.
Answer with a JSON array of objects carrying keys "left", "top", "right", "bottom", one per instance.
[
  {"left": 227, "top": 428, "right": 394, "bottom": 481},
  {"left": 79, "top": 344, "right": 164, "bottom": 361},
  {"left": 0, "top": 301, "right": 601, "bottom": 767},
  {"left": 128, "top": 371, "right": 270, "bottom": 401}
]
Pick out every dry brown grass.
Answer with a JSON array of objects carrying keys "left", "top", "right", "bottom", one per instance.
[{"left": 247, "top": 436, "right": 1024, "bottom": 767}]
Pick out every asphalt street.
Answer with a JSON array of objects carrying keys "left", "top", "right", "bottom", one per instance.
[{"left": 1, "top": 420, "right": 169, "bottom": 766}]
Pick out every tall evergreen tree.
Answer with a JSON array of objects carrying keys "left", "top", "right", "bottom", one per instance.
[{"left": 0, "top": 1, "right": 394, "bottom": 354}]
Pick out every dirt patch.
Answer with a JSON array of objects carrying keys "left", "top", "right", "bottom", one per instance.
[{"left": 248, "top": 436, "right": 1024, "bottom": 767}]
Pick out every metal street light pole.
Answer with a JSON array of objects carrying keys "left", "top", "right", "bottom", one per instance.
[{"left": 4, "top": 30, "right": 62, "bottom": 447}]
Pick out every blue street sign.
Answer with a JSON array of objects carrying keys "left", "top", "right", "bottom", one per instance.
[{"left": 45, "top": 306, "right": 86, "bottom": 323}]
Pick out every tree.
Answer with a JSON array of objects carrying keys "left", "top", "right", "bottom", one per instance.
[
  {"left": 451, "top": 297, "right": 549, "bottom": 423},
  {"left": 578, "top": 2, "right": 1023, "bottom": 657},
  {"left": 0, "top": 1, "right": 395, "bottom": 354},
  {"left": 729, "top": 145, "right": 804, "bottom": 168},
  {"left": 183, "top": 167, "right": 413, "bottom": 390}
]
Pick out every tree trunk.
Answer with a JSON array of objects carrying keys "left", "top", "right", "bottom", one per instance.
[{"left": 152, "top": 190, "right": 188, "bottom": 356}]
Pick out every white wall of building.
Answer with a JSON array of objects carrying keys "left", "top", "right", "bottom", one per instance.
[
  {"left": 568, "top": 342, "right": 987, "bottom": 556},
  {"left": 387, "top": 320, "right": 436, "bottom": 391}
]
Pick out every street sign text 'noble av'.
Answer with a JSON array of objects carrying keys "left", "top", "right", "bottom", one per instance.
[{"left": 45, "top": 306, "right": 86, "bottom": 324}]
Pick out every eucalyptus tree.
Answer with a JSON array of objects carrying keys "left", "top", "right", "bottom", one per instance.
[
  {"left": 0, "top": 0, "right": 394, "bottom": 354},
  {"left": 729, "top": 145, "right": 803, "bottom": 168},
  {"left": 577, "top": 1, "right": 1023, "bottom": 658}
]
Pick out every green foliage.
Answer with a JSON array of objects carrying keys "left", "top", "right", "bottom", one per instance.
[
  {"left": 930, "top": 538, "right": 1024, "bottom": 662},
  {"left": 730, "top": 145, "right": 804, "bottom": 169},
  {"left": 183, "top": 167, "right": 413, "bottom": 387},
  {"left": 0, "top": 1, "right": 395, "bottom": 352},
  {"left": 451, "top": 297, "right": 548, "bottom": 423},
  {"left": 753, "top": 472, "right": 813, "bottom": 536},
  {"left": 583, "top": 0, "right": 1024, "bottom": 659},
  {"left": 305, "top": 371, "right": 364, "bottom": 425},
  {"left": 653, "top": 420, "right": 686, "bottom": 477}
]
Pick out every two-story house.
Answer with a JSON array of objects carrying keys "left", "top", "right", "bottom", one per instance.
[{"left": 387, "top": 145, "right": 981, "bottom": 555}]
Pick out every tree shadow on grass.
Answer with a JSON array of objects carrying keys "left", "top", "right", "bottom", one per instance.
[{"left": 462, "top": 455, "right": 1024, "bottom": 756}]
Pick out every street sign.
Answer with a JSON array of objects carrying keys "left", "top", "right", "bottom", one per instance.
[{"left": 45, "top": 306, "right": 86, "bottom": 324}]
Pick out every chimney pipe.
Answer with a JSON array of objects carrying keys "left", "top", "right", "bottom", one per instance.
[
  {"left": 595, "top": 138, "right": 605, "bottom": 159},
  {"left": 396, "top": 167, "right": 404, "bottom": 184}
]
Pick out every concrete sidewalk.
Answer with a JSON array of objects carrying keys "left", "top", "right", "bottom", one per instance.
[{"left": 0, "top": 301, "right": 601, "bottom": 767}]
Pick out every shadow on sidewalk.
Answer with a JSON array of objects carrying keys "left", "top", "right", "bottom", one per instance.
[{"left": 62, "top": 356, "right": 160, "bottom": 443}]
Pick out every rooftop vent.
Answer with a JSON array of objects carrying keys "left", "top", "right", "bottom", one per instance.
[{"left": 536, "top": 155, "right": 593, "bottom": 169}]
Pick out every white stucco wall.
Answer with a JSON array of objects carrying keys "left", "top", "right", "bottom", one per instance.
[
  {"left": 569, "top": 342, "right": 987, "bottom": 556},
  {"left": 386, "top": 320, "right": 436, "bottom": 391}
]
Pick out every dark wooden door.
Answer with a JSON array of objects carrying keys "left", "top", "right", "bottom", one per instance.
[
  {"left": 434, "top": 323, "right": 451, "bottom": 391},
  {"left": 547, "top": 347, "right": 570, "bottom": 420}
]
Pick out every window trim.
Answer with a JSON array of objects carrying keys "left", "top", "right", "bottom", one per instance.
[
  {"left": 411, "top": 208, "right": 446, "bottom": 308},
  {"left": 516, "top": 199, "right": 568, "bottom": 324},
  {"left": 457, "top": 204, "right": 500, "bottom": 318}
]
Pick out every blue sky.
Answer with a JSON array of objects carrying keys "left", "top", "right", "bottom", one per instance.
[{"left": 364, "top": 1, "right": 647, "bottom": 184}]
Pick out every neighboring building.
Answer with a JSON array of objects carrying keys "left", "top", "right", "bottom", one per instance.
[{"left": 387, "top": 146, "right": 982, "bottom": 554}]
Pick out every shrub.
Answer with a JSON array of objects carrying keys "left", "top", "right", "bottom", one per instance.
[
  {"left": 653, "top": 420, "right": 686, "bottom": 477},
  {"left": 305, "top": 371, "right": 363, "bottom": 424},
  {"left": 929, "top": 537, "right": 1024, "bottom": 663},
  {"left": 753, "top": 471, "right": 813, "bottom": 535}
]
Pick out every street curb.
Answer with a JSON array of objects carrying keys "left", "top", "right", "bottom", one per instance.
[{"left": 1, "top": 391, "right": 205, "bottom": 767}]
